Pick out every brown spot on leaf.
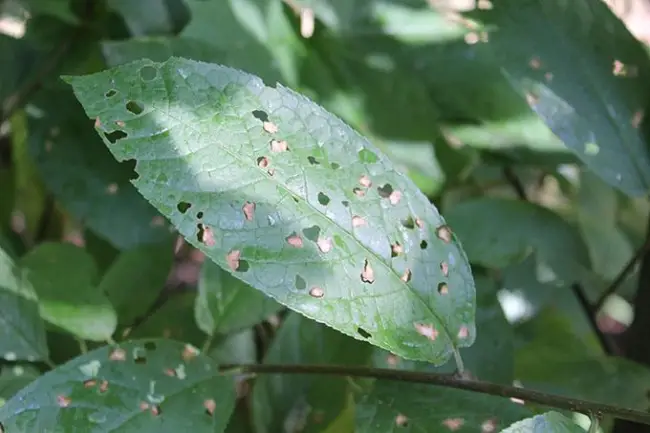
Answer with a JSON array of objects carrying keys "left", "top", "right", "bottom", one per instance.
[
  {"left": 317, "top": 237, "right": 332, "bottom": 253},
  {"left": 400, "top": 268, "right": 412, "bottom": 283},
  {"left": 464, "top": 32, "right": 479, "bottom": 44},
  {"left": 458, "top": 325, "right": 469, "bottom": 339},
  {"left": 389, "top": 191, "right": 402, "bottom": 205},
  {"left": 442, "top": 418, "right": 464, "bottom": 431},
  {"left": 57, "top": 395, "right": 71, "bottom": 407},
  {"left": 613, "top": 60, "right": 625, "bottom": 76},
  {"left": 109, "top": 348, "right": 126, "bottom": 361},
  {"left": 415, "top": 218, "right": 424, "bottom": 229},
  {"left": 528, "top": 57, "right": 541, "bottom": 69},
  {"left": 632, "top": 110, "right": 644, "bottom": 128},
  {"left": 438, "top": 282, "right": 449, "bottom": 295},
  {"left": 99, "top": 380, "right": 109, "bottom": 393},
  {"left": 525, "top": 92, "right": 539, "bottom": 106},
  {"left": 270, "top": 139, "right": 288, "bottom": 152},
  {"left": 436, "top": 225, "right": 452, "bottom": 243},
  {"left": 182, "top": 344, "right": 199, "bottom": 362},
  {"left": 140, "top": 401, "right": 150, "bottom": 411},
  {"left": 544, "top": 72, "right": 553, "bottom": 82},
  {"left": 204, "top": 399, "right": 217, "bottom": 416},
  {"left": 115, "top": 120, "right": 126, "bottom": 128},
  {"left": 440, "top": 262, "right": 449, "bottom": 277},
  {"left": 361, "top": 259, "right": 375, "bottom": 283},
  {"left": 352, "top": 215, "right": 366, "bottom": 227},
  {"left": 386, "top": 353, "right": 400, "bottom": 367},
  {"left": 309, "top": 287, "right": 324, "bottom": 298},
  {"left": 226, "top": 250, "right": 241, "bottom": 271},
  {"left": 263, "top": 121, "right": 279, "bottom": 134},
  {"left": 395, "top": 414, "right": 408, "bottom": 427},
  {"left": 242, "top": 201, "right": 256, "bottom": 221},
  {"left": 391, "top": 243, "right": 403, "bottom": 257},
  {"left": 359, "top": 175, "right": 372, "bottom": 187},
  {"left": 257, "top": 156, "right": 269, "bottom": 168},
  {"left": 286, "top": 233, "right": 303, "bottom": 248},
  {"left": 353, "top": 187, "right": 365, "bottom": 197},
  {"left": 94, "top": 117, "right": 101, "bottom": 128},
  {"left": 83, "top": 379, "right": 97, "bottom": 388},
  {"left": 106, "top": 183, "right": 118, "bottom": 194},
  {"left": 477, "top": 0, "right": 493, "bottom": 9},
  {"left": 481, "top": 419, "right": 498, "bottom": 433},
  {"left": 150, "top": 405, "right": 161, "bottom": 416},
  {"left": 415, "top": 323, "right": 439, "bottom": 341},
  {"left": 199, "top": 225, "right": 216, "bottom": 247},
  {"left": 164, "top": 368, "right": 176, "bottom": 377}
]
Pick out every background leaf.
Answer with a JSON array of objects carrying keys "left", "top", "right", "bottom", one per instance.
[
  {"left": 501, "top": 411, "right": 585, "bottom": 432},
  {"left": 0, "top": 339, "right": 236, "bottom": 431},
  {"left": 66, "top": 57, "right": 476, "bottom": 365}
]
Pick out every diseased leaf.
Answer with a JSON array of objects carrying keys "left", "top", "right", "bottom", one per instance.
[
  {"left": 471, "top": 0, "right": 650, "bottom": 196},
  {"left": 195, "top": 259, "right": 282, "bottom": 335},
  {"left": 65, "top": 57, "right": 476, "bottom": 365},
  {"left": 501, "top": 411, "right": 584, "bottom": 432},
  {"left": 252, "top": 313, "right": 372, "bottom": 433},
  {"left": 20, "top": 242, "right": 117, "bottom": 341},
  {"left": 0, "top": 339, "right": 236, "bottom": 431},
  {"left": 0, "top": 246, "right": 49, "bottom": 362},
  {"left": 100, "top": 239, "right": 175, "bottom": 326}
]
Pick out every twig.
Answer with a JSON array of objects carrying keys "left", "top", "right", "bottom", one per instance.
[
  {"left": 219, "top": 363, "right": 650, "bottom": 425},
  {"left": 571, "top": 283, "right": 620, "bottom": 356},
  {"left": 502, "top": 166, "right": 528, "bottom": 200},
  {"left": 593, "top": 235, "right": 650, "bottom": 313}
]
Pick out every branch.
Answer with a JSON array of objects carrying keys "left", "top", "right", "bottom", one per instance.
[
  {"left": 219, "top": 363, "right": 650, "bottom": 425},
  {"left": 502, "top": 166, "right": 528, "bottom": 200}
]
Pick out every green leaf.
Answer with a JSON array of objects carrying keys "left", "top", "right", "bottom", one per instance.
[
  {"left": 471, "top": 0, "right": 650, "bottom": 196},
  {"left": 0, "top": 365, "right": 41, "bottom": 404},
  {"left": 355, "top": 380, "right": 531, "bottom": 433},
  {"left": 196, "top": 260, "right": 282, "bottom": 335},
  {"left": 20, "top": 0, "right": 79, "bottom": 24},
  {"left": 107, "top": 0, "right": 173, "bottom": 36},
  {"left": 103, "top": 37, "right": 226, "bottom": 67},
  {"left": 65, "top": 57, "right": 476, "bottom": 365},
  {"left": 20, "top": 242, "right": 117, "bottom": 341},
  {"left": 0, "top": 339, "right": 236, "bottom": 431},
  {"left": 27, "top": 84, "right": 173, "bottom": 249},
  {"left": 100, "top": 239, "right": 175, "bottom": 326},
  {"left": 501, "top": 411, "right": 584, "bottom": 432},
  {"left": 209, "top": 329, "right": 256, "bottom": 365},
  {"left": 0, "top": 246, "right": 49, "bottom": 362},
  {"left": 445, "top": 197, "right": 589, "bottom": 281},
  {"left": 252, "top": 313, "right": 372, "bottom": 433}
]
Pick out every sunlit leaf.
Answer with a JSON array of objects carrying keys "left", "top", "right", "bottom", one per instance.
[{"left": 501, "top": 411, "right": 584, "bottom": 432}]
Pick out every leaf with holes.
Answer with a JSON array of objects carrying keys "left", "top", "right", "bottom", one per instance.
[
  {"left": 468, "top": 0, "right": 650, "bottom": 196},
  {"left": 501, "top": 411, "right": 584, "bottom": 432},
  {"left": 355, "top": 379, "right": 531, "bottom": 433},
  {"left": 252, "top": 312, "right": 372, "bottom": 433},
  {"left": 0, "top": 339, "right": 236, "bottom": 431},
  {"left": 0, "top": 246, "right": 49, "bottom": 362},
  {"left": 65, "top": 57, "right": 476, "bottom": 365},
  {"left": 20, "top": 242, "right": 117, "bottom": 342},
  {"left": 195, "top": 259, "right": 282, "bottom": 336}
]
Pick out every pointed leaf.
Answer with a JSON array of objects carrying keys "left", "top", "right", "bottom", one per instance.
[
  {"left": 195, "top": 260, "right": 282, "bottom": 335},
  {"left": 501, "top": 411, "right": 584, "bottom": 432},
  {"left": 0, "top": 339, "right": 236, "bottom": 431},
  {"left": 471, "top": 0, "right": 650, "bottom": 196},
  {"left": 20, "top": 242, "right": 117, "bottom": 341},
  {"left": 65, "top": 57, "right": 476, "bottom": 365},
  {"left": 0, "top": 246, "right": 49, "bottom": 362}
]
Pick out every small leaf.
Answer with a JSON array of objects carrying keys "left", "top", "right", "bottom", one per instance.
[
  {"left": 0, "top": 246, "right": 48, "bottom": 362},
  {"left": 0, "top": 339, "right": 236, "bottom": 431},
  {"left": 100, "top": 239, "right": 175, "bottom": 326},
  {"left": 501, "top": 411, "right": 584, "bottom": 432},
  {"left": 252, "top": 313, "right": 372, "bottom": 433},
  {"left": 471, "top": 0, "right": 650, "bottom": 196},
  {"left": 195, "top": 260, "right": 282, "bottom": 335},
  {"left": 65, "top": 57, "right": 476, "bottom": 365},
  {"left": 20, "top": 242, "right": 117, "bottom": 341}
]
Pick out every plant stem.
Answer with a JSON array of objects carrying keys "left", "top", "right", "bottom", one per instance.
[{"left": 219, "top": 363, "right": 650, "bottom": 425}]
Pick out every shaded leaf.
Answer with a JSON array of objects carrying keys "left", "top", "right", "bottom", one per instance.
[
  {"left": 195, "top": 260, "right": 282, "bottom": 336},
  {"left": 20, "top": 242, "right": 117, "bottom": 341},
  {"left": 252, "top": 313, "right": 372, "bottom": 433},
  {"left": 100, "top": 239, "right": 175, "bottom": 326},
  {"left": 0, "top": 365, "right": 41, "bottom": 403},
  {"left": 28, "top": 84, "right": 172, "bottom": 249},
  {"left": 103, "top": 37, "right": 226, "bottom": 67},
  {"left": 0, "top": 339, "right": 236, "bottom": 431},
  {"left": 66, "top": 57, "right": 476, "bottom": 365},
  {"left": 20, "top": 0, "right": 78, "bottom": 24},
  {"left": 0, "top": 246, "right": 48, "bottom": 362},
  {"left": 209, "top": 329, "right": 257, "bottom": 365},
  {"left": 108, "top": 0, "right": 173, "bottom": 36},
  {"left": 501, "top": 411, "right": 584, "bottom": 432},
  {"left": 472, "top": 0, "right": 650, "bottom": 196}
]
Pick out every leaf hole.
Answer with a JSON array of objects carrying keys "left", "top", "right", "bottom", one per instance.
[
  {"left": 420, "top": 240, "right": 428, "bottom": 249},
  {"left": 307, "top": 156, "right": 320, "bottom": 165},
  {"left": 197, "top": 211, "right": 204, "bottom": 219},
  {"left": 317, "top": 192, "right": 330, "bottom": 206},
  {"left": 295, "top": 275, "right": 307, "bottom": 290},
  {"left": 401, "top": 216, "right": 416, "bottom": 229},
  {"left": 104, "top": 130, "right": 127, "bottom": 144},
  {"left": 302, "top": 225, "right": 321, "bottom": 242},
  {"left": 134, "top": 351, "right": 147, "bottom": 364},
  {"left": 357, "top": 327, "right": 372, "bottom": 339},
  {"left": 237, "top": 260, "right": 250, "bottom": 272},
  {"left": 177, "top": 201, "right": 192, "bottom": 214},
  {"left": 252, "top": 109, "right": 269, "bottom": 122},
  {"left": 105, "top": 89, "right": 117, "bottom": 98},
  {"left": 139, "top": 65, "right": 158, "bottom": 81},
  {"left": 438, "top": 282, "right": 449, "bottom": 295},
  {"left": 358, "top": 148, "right": 378, "bottom": 163},
  {"left": 330, "top": 162, "right": 340, "bottom": 169},
  {"left": 377, "top": 183, "right": 394, "bottom": 198},
  {"left": 342, "top": 200, "right": 349, "bottom": 207},
  {"left": 126, "top": 101, "right": 144, "bottom": 115},
  {"left": 144, "top": 341, "right": 157, "bottom": 351}
]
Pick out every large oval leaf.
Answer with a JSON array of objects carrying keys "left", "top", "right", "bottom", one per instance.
[
  {"left": 64, "top": 57, "right": 476, "bottom": 365},
  {"left": 0, "top": 339, "right": 236, "bottom": 431}
]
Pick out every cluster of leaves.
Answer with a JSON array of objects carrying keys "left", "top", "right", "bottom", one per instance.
[{"left": 1, "top": 0, "right": 650, "bottom": 431}]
